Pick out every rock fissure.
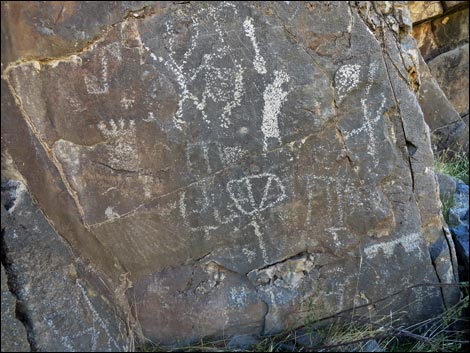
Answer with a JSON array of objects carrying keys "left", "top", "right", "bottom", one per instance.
[{"left": 381, "top": 39, "right": 417, "bottom": 194}]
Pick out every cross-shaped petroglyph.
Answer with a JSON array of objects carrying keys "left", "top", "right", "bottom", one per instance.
[
  {"left": 227, "top": 173, "right": 287, "bottom": 216},
  {"left": 335, "top": 62, "right": 387, "bottom": 169},
  {"left": 227, "top": 173, "right": 287, "bottom": 264}
]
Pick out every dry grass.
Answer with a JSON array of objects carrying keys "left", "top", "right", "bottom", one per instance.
[{"left": 137, "top": 283, "right": 469, "bottom": 352}]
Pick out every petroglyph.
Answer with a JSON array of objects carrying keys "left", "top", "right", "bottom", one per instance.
[
  {"left": 230, "top": 286, "right": 248, "bottom": 307},
  {"left": 179, "top": 184, "right": 237, "bottom": 238},
  {"left": 359, "top": 62, "right": 383, "bottom": 167},
  {"left": 243, "top": 17, "right": 267, "bottom": 74},
  {"left": 227, "top": 173, "right": 287, "bottom": 216},
  {"left": 222, "top": 146, "right": 247, "bottom": 166},
  {"left": 250, "top": 219, "right": 269, "bottom": 264},
  {"left": 42, "top": 282, "right": 121, "bottom": 352},
  {"left": 97, "top": 118, "right": 139, "bottom": 171},
  {"left": 76, "top": 282, "right": 121, "bottom": 351},
  {"left": 84, "top": 50, "right": 109, "bottom": 95},
  {"left": 334, "top": 64, "right": 361, "bottom": 103},
  {"left": 186, "top": 142, "right": 247, "bottom": 178},
  {"left": 339, "top": 62, "right": 387, "bottom": 168},
  {"left": 261, "top": 71, "right": 290, "bottom": 151},
  {"left": 148, "top": 3, "right": 245, "bottom": 130},
  {"left": 364, "top": 232, "right": 423, "bottom": 257},
  {"left": 242, "top": 248, "right": 257, "bottom": 263}
]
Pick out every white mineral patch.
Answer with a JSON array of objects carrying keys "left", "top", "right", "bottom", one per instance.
[
  {"left": 364, "top": 232, "right": 422, "bottom": 257},
  {"left": 104, "top": 206, "right": 119, "bottom": 220},
  {"left": 243, "top": 17, "right": 267, "bottom": 75},
  {"left": 261, "top": 70, "right": 290, "bottom": 151}
]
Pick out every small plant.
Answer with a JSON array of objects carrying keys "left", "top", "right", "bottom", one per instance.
[
  {"left": 434, "top": 149, "right": 469, "bottom": 185},
  {"left": 442, "top": 193, "right": 456, "bottom": 224}
]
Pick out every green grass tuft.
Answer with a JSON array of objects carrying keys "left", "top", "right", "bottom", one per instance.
[
  {"left": 434, "top": 150, "right": 469, "bottom": 185},
  {"left": 442, "top": 193, "right": 456, "bottom": 224}
]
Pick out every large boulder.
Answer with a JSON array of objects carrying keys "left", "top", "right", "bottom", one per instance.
[
  {"left": 416, "top": 52, "right": 469, "bottom": 153},
  {"left": 428, "top": 44, "right": 469, "bottom": 118},
  {"left": 1, "top": 1, "right": 460, "bottom": 346},
  {"left": 409, "top": 1, "right": 469, "bottom": 154}
]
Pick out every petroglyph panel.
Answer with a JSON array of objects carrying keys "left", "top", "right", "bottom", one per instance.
[{"left": 2, "top": 1, "right": 457, "bottom": 345}]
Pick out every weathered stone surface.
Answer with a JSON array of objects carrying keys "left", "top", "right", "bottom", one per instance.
[
  {"left": 0, "top": 1, "right": 165, "bottom": 64},
  {"left": 448, "top": 180, "right": 469, "bottom": 276},
  {"left": 412, "top": 7, "right": 469, "bottom": 61},
  {"left": 416, "top": 50, "right": 468, "bottom": 153},
  {"left": 132, "top": 261, "right": 266, "bottom": 345},
  {"left": 428, "top": 44, "right": 469, "bottom": 117},
  {"left": 431, "top": 8, "right": 469, "bottom": 53},
  {"left": 412, "top": 22, "right": 440, "bottom": 61},
  {"left": 1, "top": 180, "right": 128, "bottom": 352},
  {"left": 442, "top": 1, "right": 469, "bottom": 11},
  {"left": 1, "top": 1, "right": 460, "bottom": 346},
  {"left": 408, "top": 1, "right": 443, "bottom": 24},
  {"left": 437, "top": 173, "right": 457, "bottom": 201},
  {"left": 1, "top": 264, "right": 30, "bottom": 352}
]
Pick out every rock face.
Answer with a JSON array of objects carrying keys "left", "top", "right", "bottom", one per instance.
[
  {"left": 449, "top": 181, "right": 470, "bottom": 277},
  {"left": 409, "top": 1, "right": 469, "bottom": 153},
  {"left": 437, "top": 173, "right": 469, "bottom": 278},
  {"left": 1, "top": 181, "right": 128, "bottom": 351},
  {"left": 428, "top": 44, "right": 469, "bottom": 118},
  {"left": 1, "top": 1, "right": 460, "bottom": 347},
  {"left": 1, "top": 263, "right": 30, "bottom": 352}
]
